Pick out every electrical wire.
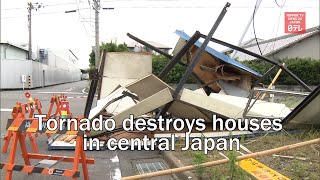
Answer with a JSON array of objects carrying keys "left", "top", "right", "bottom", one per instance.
[
  {"left": 262, "top": 0, "right": 286, "bottom": 54},
  {"left": 274, "top": 0, "right": 286, "bottom": 8},
  {"left": 271, "top": 0, "right": 286, "bottom": 61},
  {"left": 252, "top": 0, "right": 263, "bottom": 55},
  {"left": 1, "top": 7, "right": 91, "bottom": 19},
  {"left": 274, "top": 0, "right": 281, "bottom": 8}
]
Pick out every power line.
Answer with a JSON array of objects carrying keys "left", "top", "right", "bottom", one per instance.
[
  {"left": 262, "top": 0, "right": 286, "bottom": 54},
  {"left": 274, "top": 0, "right": 286, "bottom": 8},
  {"left": 3, "top": 5, "right": 317, "bottom": 11},
  {"left": 2, "top": 1, "right": 88, "bottom": 11},
  {"left": 75, "top": 0, "right": 92, "bottom": 40},
  {"left": 2, "top": 8, "right": 91, "bottom": 19},
  {"left": 270, "top": 0, "right": 286, "bottom": 62},
  {"left": 2, "top": 7, "right": 25, "bottom": 11},
  {"left": 252, "top": 0, "right": 263, "bottom": 55}
]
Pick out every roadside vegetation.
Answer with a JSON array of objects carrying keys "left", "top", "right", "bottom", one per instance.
[
  {"left": 86, "top": 41, "right": 129, "bottom": 77},
  {"left": 153, "top": 55, "right": 320, "bottom": 86},
  {"left": 173, "top": 129, "right": 320, "bottom": 179}
]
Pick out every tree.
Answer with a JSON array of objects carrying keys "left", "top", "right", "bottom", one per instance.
[
  {"left": 88, "top": 41, "right": 128, "bottom": 68},
  {"left": 89, "top": 50, "right": 95, "bottom": 67}
]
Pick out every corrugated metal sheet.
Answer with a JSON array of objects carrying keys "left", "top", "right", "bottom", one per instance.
[{"left": 175, "top": 30, "right": 261, "bottom": 77}]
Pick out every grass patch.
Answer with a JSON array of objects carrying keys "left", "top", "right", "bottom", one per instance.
[{"left": 172, "top": 129, "right": 320, "bottom": 179}]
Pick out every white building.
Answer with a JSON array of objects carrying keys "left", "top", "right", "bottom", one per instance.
[
  {"left": 222, "top": 26, "right": 320, "bottom": 61},
  {"left": 127, "top": 41, "right": 172, "bottom": 54},
  {"left": 0, "top": 41, "right": 81, "bottom": 89}
]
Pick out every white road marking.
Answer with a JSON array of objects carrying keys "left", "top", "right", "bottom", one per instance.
[
  {"left": 37, "top": 92, "right": 84, "bottom": 95},
  {"left": 110, "top": 155, "right": 121, "bottom": 180},
  {"left": 82, "top": 88, "right": 87, "bottom": 94},
  {"left": 110, "top": 155, "right": 119, "bottom": 163},
  {"left": 67, "top": 96, "right": 87, "bottom": 99},
  {"left": 66, "top": 87, "right": 75, "bottom": 92},
  {"left": 1, "top": 108, "right": 13, "bottom": 112},
  {"left": 113, "top": 168, "right": 121, "bottom": 180}
]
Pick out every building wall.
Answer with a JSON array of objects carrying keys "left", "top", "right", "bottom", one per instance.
[
  {"left": 0, "top": 44, "right": 28, "bottom": 60},
  {"left": 1, "top": 59, "right": 81, "bottom": 89},
  {"left": 1, "top": 47, "right": 81, "bottom": 89},
  {"left": 272, "top": 35, "right": 320, "bottom": 60}
]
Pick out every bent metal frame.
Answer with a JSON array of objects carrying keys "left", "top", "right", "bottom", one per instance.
[{"left": 126, "top": 2, "right": 312, "bottom": 118}]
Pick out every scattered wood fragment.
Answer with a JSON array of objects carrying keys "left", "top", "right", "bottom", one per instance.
[
  {"left": 272, "top": 154, "right": 308, "bottom": 161},
  {"left": 55, "top": 135, "right": 77, "bottom": 143}
]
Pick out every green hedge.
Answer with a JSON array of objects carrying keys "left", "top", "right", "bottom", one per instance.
[
  {"left": 152, "top": 55, "right": 320, "bottom": 85},
  {"left": 152, "top": 55, "right": 196, "bottom": 84},
  {"left": 242, "top": 58, "right": 320, "bottom": 85}
]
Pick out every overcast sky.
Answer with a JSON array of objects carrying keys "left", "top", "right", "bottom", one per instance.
[{"left": 1, "top": 0, "right": 319, "bottom": 68}]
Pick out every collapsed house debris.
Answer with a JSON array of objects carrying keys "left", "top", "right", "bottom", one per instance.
[
  {"left": 41, "top": 3, "right": 318, "bottom": 155},
  {"left": 1, "top": 2, "right": 319, "bottom": 180},
  {"left": 79, "top": 3, "right": 317, "bottom": 145}
]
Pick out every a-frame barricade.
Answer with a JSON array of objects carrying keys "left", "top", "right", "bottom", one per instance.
[
  {"left": 0, "top": 116, "right": 94, "bottom": 180},
  {"left": 2, "top": 94, "right": 71, "bottom": 154},
  {"left": 2, "top": 98, "right": 43, "bottom": 153}
]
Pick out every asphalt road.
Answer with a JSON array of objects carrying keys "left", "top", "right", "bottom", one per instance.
[{"left": 0, "top": 81, "right": 173, "bottom": 180}]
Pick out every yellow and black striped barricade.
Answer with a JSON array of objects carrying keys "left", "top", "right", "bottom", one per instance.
[
  {"left": 0, "top": 116, "right": 94, "bottom": 180},
  {"left": 2, "top": 99, "right": 43, "bottom": 154}
]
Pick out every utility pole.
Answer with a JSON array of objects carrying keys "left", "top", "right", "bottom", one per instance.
[
  {"left": 27, "top": 2, "right": 43, "bottom": 60},
  {"left": 65, "top": 1, "right": 113, "bottom": 67},
  {"left": 94, "top": 0, "right": 100, "bottom": 68},
  {"left": 28, "top": 2, "right": 33, "bottom": 60},
  {"left": 230, "top": 0, "right": 263, "bottom": 58}
]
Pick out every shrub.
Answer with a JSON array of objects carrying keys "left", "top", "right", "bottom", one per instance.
[
  {"left": 242, "top": 58, "right": 320, "bottom": 86},
  {"left": 152, "top": 55, "right": 197, "bottom": 84}
]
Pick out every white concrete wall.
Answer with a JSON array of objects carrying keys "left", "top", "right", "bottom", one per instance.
[
  {"left": 272, "top": 35, "right": 320, "bottom": 60},
  {"left": 100, "top": 52, "right": 152, "bottom": 98},
  {"left": 1, "top": 59, "right": 81, "bottom": 89}
]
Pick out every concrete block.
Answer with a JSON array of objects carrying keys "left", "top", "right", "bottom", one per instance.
[
  {"left": 88, "top": 88, "right": 173, "bottom": 137},
  {"left": 100, "top": 77, "right": 136, "bottom": 99},
  {"left": 99, "top": 52, "right": 152, "bottom": 99},
  {"left": 209, "top": 93, "right": 291, "bottom": 118},
  {"left": 179, "top": 89, "right": 247, "bottom": 119},
  {"left": 103, "top": 52, "right": 152, "bottom": 79}
]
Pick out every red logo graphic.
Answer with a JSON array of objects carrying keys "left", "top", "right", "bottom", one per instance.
[
  {"left": 48, "top": 168, "right": 54, "bottom": 175},
  {"left": 285, "top": 12, "right": 306, "bottom": 34}
]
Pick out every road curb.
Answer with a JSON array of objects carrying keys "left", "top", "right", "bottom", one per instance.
[{"left": 161, "top": 150, "right": 198, "bottom": 180}]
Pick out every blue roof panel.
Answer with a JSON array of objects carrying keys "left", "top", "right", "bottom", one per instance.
[{"left": 175, "top": 30, "right": 262, "bottom": 77}]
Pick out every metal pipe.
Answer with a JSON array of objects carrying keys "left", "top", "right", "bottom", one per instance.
[
  {"left": 260, "top": 63, "right": 284, "bottom": 99},
  {"left": 122, "top": 138, "right": 320, "bottom": 180},
  {"left": 83, "top": 69, "right": 98, "bottom": 118},
  {"left": 173, "top": 2, "right": 231, "bottom": 98},
  {"left": 126, "top": 33, "right": 188, "bottom": 67},
  {"left": 158, "top": 31, "right": 201, "bottom": 79},
  {"left": 156, "top": 3, "right": 230, "bottom": 117},
  {"left": 127, "top": 33, "right": 172, "bottom": 59},
  {"left": 200, "top": 34, "right": 312, "bottom": 92},
  {"left": 252, "top": 65, "right": 277, "bottom": 87}
]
